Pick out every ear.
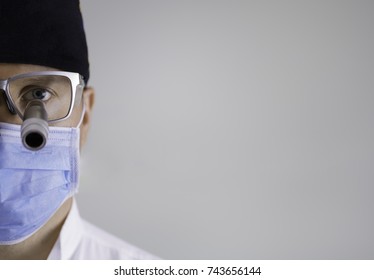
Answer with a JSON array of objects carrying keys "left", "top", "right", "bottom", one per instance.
[{"left": 80, "top": 87, "right": 95, "bottom": 149}]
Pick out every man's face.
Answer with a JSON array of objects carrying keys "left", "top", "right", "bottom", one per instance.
[{"left": 0, "top": 63, "right": 94, "bottom": 148}]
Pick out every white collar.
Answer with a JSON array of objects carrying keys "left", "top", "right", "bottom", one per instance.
[{"left": 47, "top": 198, "right": 83, "bottom": 260}]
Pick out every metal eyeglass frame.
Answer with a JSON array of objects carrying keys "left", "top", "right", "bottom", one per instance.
[{"left": 0, "top": 71, "right": 85, "bottom": 124}]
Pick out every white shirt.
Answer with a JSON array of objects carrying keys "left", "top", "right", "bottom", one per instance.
[{"left": 47, "top": 200, "right": 158, "bottom": 260}]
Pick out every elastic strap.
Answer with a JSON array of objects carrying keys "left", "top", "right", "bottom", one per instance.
[{"left": 76, "top": 102, "right": 86, "bottom": 128}]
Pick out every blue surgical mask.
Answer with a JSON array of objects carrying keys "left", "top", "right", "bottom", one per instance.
[{"left": 0, "top": 121, "right": 80, "bottom": 245}]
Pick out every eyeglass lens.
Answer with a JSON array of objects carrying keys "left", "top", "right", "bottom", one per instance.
[{"left": 7, "top": 75, "right": 72, "bottom": 121}]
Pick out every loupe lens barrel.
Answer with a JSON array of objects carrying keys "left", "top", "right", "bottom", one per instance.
[{"left": 21, "top": 100, "right": 49, "bottom": 150}]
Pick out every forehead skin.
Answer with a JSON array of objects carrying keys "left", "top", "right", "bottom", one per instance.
[{"left": 0, "top": 63, "right": 58, "bottom": 79}]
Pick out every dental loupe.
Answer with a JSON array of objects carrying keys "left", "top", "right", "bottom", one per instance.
[{"left": 21, "top": 100, "right": 49, "bottom": 151}]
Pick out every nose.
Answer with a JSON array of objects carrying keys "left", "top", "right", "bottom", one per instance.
[
  {"left": 0, "top": 90, "right": 22, "bottom": 125},
  {"left": 1, "top": 90, "right": 17, "bottom": 114}
]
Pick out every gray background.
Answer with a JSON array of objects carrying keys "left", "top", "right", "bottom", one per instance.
[{"left": 77, "top": 0, "right": 374, "bottom": 259}]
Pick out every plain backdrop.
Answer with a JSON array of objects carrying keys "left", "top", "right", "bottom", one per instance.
[{"left": 76, "top": 0, "right": 374, "bottom": 259}]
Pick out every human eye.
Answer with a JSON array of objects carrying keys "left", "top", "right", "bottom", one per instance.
[{"left": 20, "top": 87, "right": 54, "bottom": 102}]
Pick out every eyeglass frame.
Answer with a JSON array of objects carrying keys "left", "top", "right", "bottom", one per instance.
[{"left": 0, "top": 71, "right": 85, "bottom": 124}]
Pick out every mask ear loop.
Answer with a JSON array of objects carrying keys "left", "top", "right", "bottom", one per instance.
[{"left": 76, "top": 101, "right": 86, "bottom": 129}]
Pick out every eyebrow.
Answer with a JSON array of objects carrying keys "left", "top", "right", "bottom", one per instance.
[
  {"left": 16, "top": 76, "right": 61, "bottom": 83},
  {"left": 9, "top": 76, "right": 63, "bottom": 90}
]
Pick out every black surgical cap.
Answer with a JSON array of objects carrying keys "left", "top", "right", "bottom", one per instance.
[{"left": 0, "top": 0, "right": 90, "bottom": 84}]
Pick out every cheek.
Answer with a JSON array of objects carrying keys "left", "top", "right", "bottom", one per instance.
[{"left": 50, "top": 104, "right": 83, "bottom": 128}]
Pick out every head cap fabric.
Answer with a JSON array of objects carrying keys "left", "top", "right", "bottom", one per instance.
[{"left": 0, "top": 0, "right": 90, "bottom": 83}]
